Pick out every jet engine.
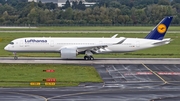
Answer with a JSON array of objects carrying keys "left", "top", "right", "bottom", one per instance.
[{"left": 60, "top": 48, "right": 77, "bottom": 59}]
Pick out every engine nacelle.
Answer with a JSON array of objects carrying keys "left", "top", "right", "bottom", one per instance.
[{"left": 60, "top": 48, "right": 77, "bottom": 59}]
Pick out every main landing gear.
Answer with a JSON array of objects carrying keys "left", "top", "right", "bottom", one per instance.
[
  {"left": 13, "top": 52, "right": 18, "bottom": 60},
  {"left": 84, "top": 50, "right": 94, "bottom": 60},
  {"left": 84, "top": 55, "right": 94, "bottom": 60}
]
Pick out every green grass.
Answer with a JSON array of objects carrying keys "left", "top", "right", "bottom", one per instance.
[
  {"left": 0, "top": 32, "right": 180, "bottom": 58},
  {"left": 0, "top": 26, "right": 180, "bottom": 31},
  {"left": 0, "top": 64, "right": 102, "bottom": 87}
]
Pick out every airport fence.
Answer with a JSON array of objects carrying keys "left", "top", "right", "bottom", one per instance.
[{"left": 0, "top": 24, "right": 180, "bottom": 27}]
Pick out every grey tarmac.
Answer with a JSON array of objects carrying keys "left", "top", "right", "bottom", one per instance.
[
  {"left": 0, "top": 57, "right": 180, "bottom": 64},
  {"left": 1, "top": 87, "right": 180, "bottom": 101},
  {"left": 1, "top": 58, "right": 180, "bottom": 101}
]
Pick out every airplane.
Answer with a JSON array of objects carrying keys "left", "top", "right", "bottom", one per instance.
[{"left": 4, "top": 16, "right": 173, "bottom": 60}]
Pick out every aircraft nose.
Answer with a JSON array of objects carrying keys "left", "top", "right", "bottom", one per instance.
[{"left": 4, "top": 45, "right": 9, "bottom": 51}]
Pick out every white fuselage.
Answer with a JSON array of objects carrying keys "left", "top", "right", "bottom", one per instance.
[{"left": 4, "top": 37, "right": 169, "bottom": 54}]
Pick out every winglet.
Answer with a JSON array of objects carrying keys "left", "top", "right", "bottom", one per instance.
[
  {"left": 115, "top": 37, "right": 126, "bottom": 44},
  {"left": 111, "top": 34, "right": 118, "bottom": 38},
  {"left": 145, "top": 16, "right": 173, "bottom": 40}
]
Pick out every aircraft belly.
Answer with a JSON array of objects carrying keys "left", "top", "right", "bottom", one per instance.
[{"left": 10, "top": 45, "right": 59, "bottom": 53}]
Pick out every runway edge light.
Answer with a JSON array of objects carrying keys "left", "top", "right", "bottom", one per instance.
[
  {"left": 30, "top": 82, "right": 41, "bottom": 86},
  {"left": 43, "top": 78, "right": 56, "bottom": 82},
  {"left": 43, "top": 69, "right": 55, "bottom": 72},
  {"left": 45, "top": 82, "right": 56, "bottom": 86}
]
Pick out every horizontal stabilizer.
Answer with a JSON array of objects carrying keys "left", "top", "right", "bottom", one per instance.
[{"left": 152, "top": 38, "right": 171, "bottom": 45}]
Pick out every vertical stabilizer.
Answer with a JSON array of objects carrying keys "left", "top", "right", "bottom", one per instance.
[{"left": 145, "top": 16, "right": 173, "bottom": 40}]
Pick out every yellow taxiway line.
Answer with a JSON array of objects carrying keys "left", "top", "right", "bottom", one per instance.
[{"left": 142, "top": 63, "right": 168, "bottom": 84}]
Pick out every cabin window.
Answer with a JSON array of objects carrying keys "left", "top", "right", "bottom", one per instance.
[{"left": 9, "top": 42, "right": 14, "bottom": 45}]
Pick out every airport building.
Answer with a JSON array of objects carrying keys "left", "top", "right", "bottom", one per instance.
[
  {"left": 28, "top": 0, "right": 40, "bottom": 2},
  {"left": 28, "top": 0, "right": 96, "bottom": 7}
]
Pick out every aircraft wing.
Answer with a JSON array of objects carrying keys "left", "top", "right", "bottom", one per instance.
[
  {"left": 152, "top": 38, "right": 172, "bottom": 45},
  {"left": 77, "top": 37, "right": 126, "bottom": 50},
  {"left": 60, "top": 37, "right": 126, "bottom": 53}
]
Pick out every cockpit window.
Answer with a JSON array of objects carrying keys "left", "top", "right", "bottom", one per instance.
[{"left": 9, "top": 42, "right": 14, "bottom": 45}]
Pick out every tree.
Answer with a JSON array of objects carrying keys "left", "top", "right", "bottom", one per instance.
[
  {"left": 99, "top": 7, "right": 109, "bottom": 24},
  {"left": 73, "top": 10, "right": 83, "bottom": 21},
  {"left": 107, "top": 7, "right": 120, "bottom": 24},
  {"left": 158, "top": 0, "right": 170, "bottom": 5},
  {"left": 77, "top": 1, "right": 85, "bottom": 10},
  {"left": 124, "top": 15, "right": 130, "bottom": 24},
  {"left": 84, "top": 8, "right": 92, "bottom": 21},
  {"left": 0, "top": 0, "right": 179, "bottom": 25},
  {"left": 98, "top": 0, "right": 112, "bottom": 7},
  {"left": 0, "top": 17, "right": 5, "bottom": 24},
  {"left": 109, "top": 1, "right": 121, "bottom": 8},
  {"left": 134, "top": 9, "right": 147, "bottom": 24},
  {"left": 119, "top": 5, "right": 131, "bottom": 15},
  {"left": 172, "top": 0, "right": 180, "bottom": 3},
  {"left": 27, "top": 8, "right": 39, "bottom": 24},
  {"left": 62, "top": 7, "right": 73, "bottom": 20},
  {"left": 72, "top": 1, "right": 78, "bottom": 9},
  {"left": 63, "top": 0, "right": 71, "bottom": 9},
  {"left": 172, "top": 14, "right": 180, "bottom": 24},
  {"left": 38, "top": 1, "right": 46, "bottom": 9},
  {"left": 45, "top": 2, "right": 57, "bottom": 10},
  {"left": 117, "top": 15, "right": 125, "bottom": 24},
  {"left": 3, "top": 4, "right": 15, "bottom": 15},
  {"left": 173, "top": 3, "right": 180, "bottom": 13},
  {"left": 2, "top": 11, "right": 9, "bottom": 20},
  {"left": 0, "top": 0, "right": 6, "bottom": 4}
]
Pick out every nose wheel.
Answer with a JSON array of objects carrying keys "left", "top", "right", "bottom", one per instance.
[
  {"left": 14, "top": 56, "right": 18, "bottom": 60},
  {"left": 84, "top": 56, "right": 94, "bottom": 60},
  {"left": 13, "top": 52, "right": 18, "bottom": 60}
]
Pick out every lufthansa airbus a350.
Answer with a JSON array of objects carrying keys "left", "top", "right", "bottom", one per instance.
[{"left": 4, "top": 16, "right": 173, "bottom": 60}]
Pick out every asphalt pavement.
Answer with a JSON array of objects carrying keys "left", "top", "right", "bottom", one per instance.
[{"left": 0, "top": 58, "right": 180, "bottom": 101}]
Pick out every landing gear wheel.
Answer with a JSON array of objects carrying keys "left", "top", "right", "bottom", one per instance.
[
  {"left": 13, "top": 52, "right": 18, "bottom": 60},
  {"left": 89, "top": 56, "right": 94, "bottom": 60},
  {"left": 84, "top": 56, "right": 89, "bottom": 60},
  {"left": 84, "top": 56, "right": 94, "bottom": 60},
  {"left": 14, "top": 56, "right": 18, "bottom": 60}
]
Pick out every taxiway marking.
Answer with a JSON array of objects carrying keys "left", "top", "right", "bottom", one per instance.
[
  {"left": 47, "top": 91, "right": 99, "bottom": 100},
  {"left": 142, "top": 63, "right": 168, "bottom": 84},
  {"left": 3, "top": 92, "right": 48, "bottom": 101}
]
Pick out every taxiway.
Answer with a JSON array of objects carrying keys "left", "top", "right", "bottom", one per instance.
[
  {"left": 0, "top": 57, "right": 180, "bottom": 64},
  {"left": 0, "top": 58, "right": 180, "bottom": 101}
]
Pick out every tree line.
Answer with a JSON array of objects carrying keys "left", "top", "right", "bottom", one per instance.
[{"left": 0, "top": 0, "right": 180, "bottom": 25}]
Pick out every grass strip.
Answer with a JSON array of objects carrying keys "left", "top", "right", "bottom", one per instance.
[{"left": 0, "top": 64, "right": 102, "bottom": 87}]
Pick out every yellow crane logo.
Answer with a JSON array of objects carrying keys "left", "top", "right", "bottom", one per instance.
[{"left": 157, "top": 24, "right": 167, "bottom": 34}]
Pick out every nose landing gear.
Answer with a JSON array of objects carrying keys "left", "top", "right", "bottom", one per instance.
[{"left": 13, "top": 52, "right": 18, "bottom": 60}]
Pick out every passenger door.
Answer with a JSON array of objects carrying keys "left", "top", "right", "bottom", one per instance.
[
  {"left": 20, "top": 40, "right": 23, "bottom": 47},
  {"left": 50, "top": 40, "right": 54, "bottom": 47}
]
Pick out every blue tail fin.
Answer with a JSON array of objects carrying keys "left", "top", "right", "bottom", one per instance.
[{"left": 145, "top": 16, "right": 173, "bottom": 40}]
